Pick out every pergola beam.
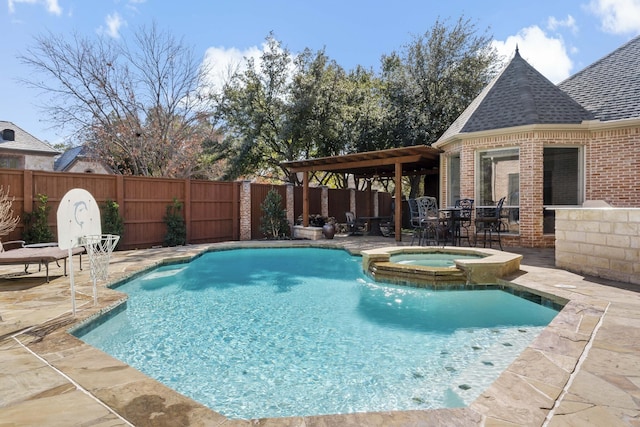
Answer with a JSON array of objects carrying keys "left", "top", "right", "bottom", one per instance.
[{"left": 287, "top": 154, "right": 427, "bottom": 173}]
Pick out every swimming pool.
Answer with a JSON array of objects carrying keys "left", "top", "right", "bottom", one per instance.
[{"left": 75, "top": 247, "right": 559, "bottom": 420}]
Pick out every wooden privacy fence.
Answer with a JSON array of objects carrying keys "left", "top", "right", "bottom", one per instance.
[
  {"left": 1, "top": 169, "right": 392, "bottom": 248},
  {"left": 1, "top": 170, "right": 239, "bottom": 250}
]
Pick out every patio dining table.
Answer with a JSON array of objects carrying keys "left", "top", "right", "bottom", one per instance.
[
  {"left": 438, "top": 207, "right": 463, "bottom": 246},
  {"left": 359, "top": 216, "right": 392, "bottom": 236}
]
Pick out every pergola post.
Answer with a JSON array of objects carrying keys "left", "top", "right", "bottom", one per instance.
[{"left": 395, "top": 161, "right": 402, "bottom": 242}]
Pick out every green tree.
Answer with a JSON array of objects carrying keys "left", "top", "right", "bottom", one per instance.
[
  {"left": 259, "top": 188, "right": 289, "bottom": 239},
  {"left": 380, "top": 16, "right": 499, "bottom": 196},
  {"left": 216, "top": 34, "right": 296, "bottom": 182}
]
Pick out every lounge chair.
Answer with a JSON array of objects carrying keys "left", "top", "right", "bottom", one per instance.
[{"left": 0, "top": 241, "right": 84, "bottom": 282}]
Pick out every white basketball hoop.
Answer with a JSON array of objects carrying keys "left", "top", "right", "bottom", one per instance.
[{"left": 81, "top": 234, "right": 120, "bottom": 305}]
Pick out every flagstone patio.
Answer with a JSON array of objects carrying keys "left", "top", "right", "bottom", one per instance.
[{"left": 0, "top": 236, "right": 638, "bottom": 426}]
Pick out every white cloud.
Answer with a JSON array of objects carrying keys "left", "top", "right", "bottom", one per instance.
[
  {"left": 547, "top": 15, "right": 579, "bottom": 34},
  {"left": 201, "top": 45, "right": 264, "bottom": 93},
  {"left": 8, "top": 0, "right": 61, "bottom": 15},
  {"left": 491, "top": 26, "right": 573, "bottom": 84},
  {"left": 587, "top": 0, "right": 640, "bottom": 34},
  {"left": 98, "top": 12, "right": 126, "bottom": 39}
]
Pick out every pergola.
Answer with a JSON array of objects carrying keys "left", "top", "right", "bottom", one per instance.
[{"left": 282, "top": 145, "right": 442, "bottom": 242}]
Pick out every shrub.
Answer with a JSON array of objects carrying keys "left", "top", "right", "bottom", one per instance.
[
  {"left": 260, "top": 188, "right": 289, "bottom": 239},
  {"left": 23, "top": 193, "right": 54, "bottom": 244},
  {"left": 102, "top": 199, "right": 124, "bottom": 248},
  {"left": 164, "top": 198, "right": 186, "bottom": 246}
]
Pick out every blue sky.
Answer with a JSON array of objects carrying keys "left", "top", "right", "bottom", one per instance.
[{"left": 2, "top": 0, "right": 640, "bottom": 145}]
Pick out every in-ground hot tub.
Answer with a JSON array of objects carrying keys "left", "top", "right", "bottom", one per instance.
[{"left": 362, "top": 247, "right": 523, "bottom": 288}]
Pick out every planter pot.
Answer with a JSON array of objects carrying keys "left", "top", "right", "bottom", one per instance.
[{"left": 322, "top": 223, "right": 336, "bottom": 239}]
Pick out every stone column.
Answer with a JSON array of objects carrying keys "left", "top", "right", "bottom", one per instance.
[
  {"left": 350, "top": 188, "right": 356, "bottom": 215},
  {"left": 321, "top": 186, "right": 329, "bottom": 218},
  {"left": 373, "top": 190, "right": 379, "bottom": 216},
  {"left": 286, "top": 183, "right": 295, "bottom": 230},
  {"left": 240, "top": 180, "right": 252, "bottom": 241}
]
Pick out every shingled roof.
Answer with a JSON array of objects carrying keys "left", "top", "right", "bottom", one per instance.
[
  {"left": 54, "top": 145, "right": 85, "bottom": 171},
  {"left": 438, "top": 48, "right": 593, "bottom": 142},
  {"left": 558, "top": 35, "right": 640, "bottom": 122},
  {"left": 0, "top": 120, "right": 58, "bottom": 154}
]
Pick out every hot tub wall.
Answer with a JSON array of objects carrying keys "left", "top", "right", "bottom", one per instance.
[{"left": 362, "top": 247, "right": 522, "bottom": 288}]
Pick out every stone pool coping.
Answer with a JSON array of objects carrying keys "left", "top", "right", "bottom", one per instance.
[{"left": 1, "top": 239, "right": 638, "bottom": 426}]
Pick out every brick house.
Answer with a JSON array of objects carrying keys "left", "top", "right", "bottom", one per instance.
[
  {"left": 433, "top": 36, "right": 640, "bottom": 248},
  {"left": 0, "top": 121, "right": 59, "bottom": 171}
]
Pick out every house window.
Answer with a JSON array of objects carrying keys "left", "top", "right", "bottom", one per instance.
[
  {"left": 0, "top": 155, "right": 23, "bottom": 169},
  {"left": 447, "top": 154, "right": 460, "bottom": 206},
  {"left": 543, "top": 147, "right": 582, "bottom": 232},
  {"left": 476, "top": 148, "right": 519, "bottom": 206}
]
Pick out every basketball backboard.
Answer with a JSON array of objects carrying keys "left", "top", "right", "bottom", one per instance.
[{"left": 56, "top": 188, "right": 101, "bottom": 250}]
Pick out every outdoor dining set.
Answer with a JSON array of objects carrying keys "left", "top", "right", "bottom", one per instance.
[
  {"left": 346, "top": 196, "right": 507, "bottom": 250},
  {"left": 408, "top": 196, "right": 507, "bottom": 249}
]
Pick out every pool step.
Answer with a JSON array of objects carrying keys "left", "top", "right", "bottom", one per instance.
[{"left": 369, "top": 262, "right": 468, "bottom": 288}]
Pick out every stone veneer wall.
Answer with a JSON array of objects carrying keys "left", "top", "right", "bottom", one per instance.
[{"left": 555, "top": 208, "right": 640, "bottom": 285}]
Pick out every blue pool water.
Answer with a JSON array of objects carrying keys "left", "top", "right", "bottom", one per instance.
[
  {"left": 76, "top": 248, "right": 559, "bottom": 419},
  {"left": 390, "top": 252, "right": 485, "bottom": 268}
]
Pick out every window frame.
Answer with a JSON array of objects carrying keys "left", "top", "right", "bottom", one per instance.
[
  {"left": 542, "top": 145, "right": 584, "bottom": 208},
  {"left": 474, "top": 147, "right": 520, "bottom": 208},
  {"left": 447, "top": 153, "right": 461, "bottom": 207}
]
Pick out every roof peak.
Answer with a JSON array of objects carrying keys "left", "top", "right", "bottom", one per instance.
[{"left": 437, "top": 50, "right": 592, "bottom": 141}]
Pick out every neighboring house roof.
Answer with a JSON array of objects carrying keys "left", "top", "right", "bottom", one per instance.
[
  {"left": 54, "top": 145, "right": 84, "bottom": 171},
  {"left": 558, "top": 35, "right": 640, "bottom": 122},
  {"left": 438, "top": 49, "right": 593, "bottom": 142},
  {"left": 54, "top": 145, "right": 110, "bottom": 172},
  {"left": 0, "top": 120, "right": 59, "bottom": 154}
]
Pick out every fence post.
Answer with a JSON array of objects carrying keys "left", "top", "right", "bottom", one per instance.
[
  {"left": 240, "top": 180, "right": 251, "bottom": 240},
  {"left": 23, "top": 170, "right": 33, "bottom": 215},
  {"left": 321, "top": 186, "right": 328, "bottom": 218},
  {"left": 286, "top": 183, "right": 294, "bottom": 231}
]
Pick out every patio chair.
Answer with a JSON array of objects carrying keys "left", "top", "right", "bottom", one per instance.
[
  {"left": 345, "top": 212, "right": 366, "bottom": 235},
  {"left": 416, "top": 196, "right": 449, "bottom": 246},
  {"left": 408, "top": 198, "right": 424, "bottom": 245},
  {"left": 475, "top": 197, "right": 506, "bottom": 250},
  {"left": 453, "top": 198, "right": 474, "bottom": 247}
]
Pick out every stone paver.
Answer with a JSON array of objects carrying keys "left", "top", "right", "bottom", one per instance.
[{"left": 0, "top": 236, "right": 639, "bottom": 426}]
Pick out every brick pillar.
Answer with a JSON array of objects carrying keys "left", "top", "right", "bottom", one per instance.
[
  {"left": 321, "top": 186, "right": 329, "bottom": 218},
  {"left": 240, "top": 180, "right": 251, "bottom": 241},
  {"left": 286, "top": 183, "right": 294, "bottom": 230}
]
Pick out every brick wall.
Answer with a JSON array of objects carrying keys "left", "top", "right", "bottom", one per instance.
[
  {"left": 436, "top": 123, "right": 639, "bottom": 248},
  {"left": 555, "top": 208, "right": 640, "bottom": 285},
  {"left": 586, "top": 126, "right": 640, "bottom": 206}
]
